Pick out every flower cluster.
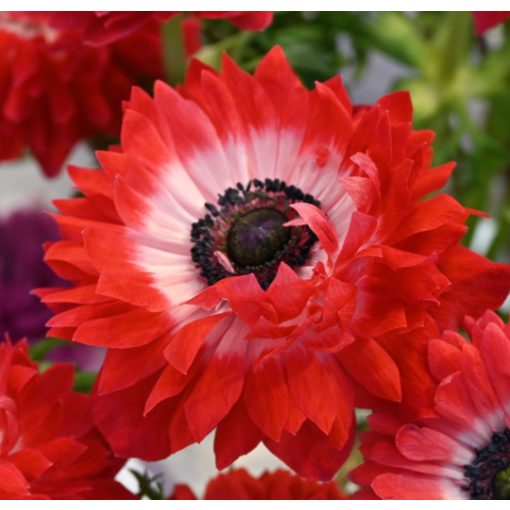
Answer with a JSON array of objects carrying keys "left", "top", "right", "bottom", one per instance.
[
  {"left": 352, "top": 311, "right": 510, "bottom": 500},
  {"left": 48, "top": 11, "right": 273, "bottom": 45},
  {"left": 1, "top": 9, "right": 510, "bottom": 501},
  {"left": 0, "top": 12, "right": 162, "bottom": 176},
  {"left": 0, "top": 340, "right": 132, "bottom": 499}
]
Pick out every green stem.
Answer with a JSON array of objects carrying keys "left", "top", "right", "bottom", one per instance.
[
  {"left": 73, "top": 372, "right": 97, "bottom": 393},
  {"left": 129, "top": 470, "right": 165, "bottom": 500},
  {"left": 162, "top": 15, "right": 187, "bottom": 86},
  {"left": 434, "top": 12, "right": 471, "bottom": 84}
]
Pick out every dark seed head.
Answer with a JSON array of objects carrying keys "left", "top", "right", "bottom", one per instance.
[
  {"left": 492, "top": 464, "right": 510, "bottom": 500},
  {"left": 190, "top": 178, "right": 320, "bottom": 289},
  {"left": 464, "top": 428, "right": 510, "bottom": 499},
  {"left": 227, "top": 208, "right": 290, "bottom": 268}
]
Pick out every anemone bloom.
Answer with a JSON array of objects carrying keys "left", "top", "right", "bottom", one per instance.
[
  {"left": 41, "top": 47, "right": 510, "bottom": 480},
  {"left": 0, "top": 340, "right": 132, "bottom": 499},
  {"left": 352, "top": 310, "right": 510, "bottom": 500},
  {"left": 48, "top": 11, "right": 274, "bottom": 46},
  {"left": 171, "top": 468, "right": 347, "bottom": 499},
  {"left": 0, "top": 12, "right": 161, "bottom": 176}
]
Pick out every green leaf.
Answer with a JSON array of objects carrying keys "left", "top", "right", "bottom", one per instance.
[{"left": 335, "top": 12, "right": 428, "bottom": 69}]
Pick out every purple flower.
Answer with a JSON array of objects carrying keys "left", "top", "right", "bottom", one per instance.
[
  {"left": 0, "top": 208, "right": 64, "bottom": 341},
  {"left": 0, "top": 208, "right": 103, "bottom": 370}
]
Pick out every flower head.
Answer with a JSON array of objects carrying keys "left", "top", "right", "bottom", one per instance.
[
  {"left": 41, "top": 47, "right": 510, "bottom": 480},
  {"left": 171, "top": 468, "right": 347, "bottom": 499},
  {"left": 352, "top": 310, "right": 510, "bottom": 500},
  {"left": 48, "top": 11, "right": 273, "bottom": 46},
  {"left": 0, "top": 339, "right": 132, "bottom": 499},
  {"left": 0, "top": 209, "right": 65, "bottom": 341},
  {"left": 0, "top": 209, "right": 102, "bottom": 370},
  {"left": 0, "top": 12, "right": 162, "bottom": 176}
]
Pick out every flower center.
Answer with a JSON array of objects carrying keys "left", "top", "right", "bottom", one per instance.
[
  {"left": 190, "top": 179, "right": 319, "bottom": 289},
  {"left": 464, "top": 428, "right": 510, "bottom": 499},
  {"left": 227, "top": 208, "right": 290, "bottom": 268},
  {"left": 492, "top": 464, "right": 510, "bottom": 499}
]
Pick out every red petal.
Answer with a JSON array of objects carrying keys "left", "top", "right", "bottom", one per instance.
[
  {"left": 38, "top": 437, "right": 87, "bottom": 465},
  {"left": 93, "top": 374, "right": 172, "bottom": 460},
  {"left": 9, "top": 449, "right": 52, "bottom": 480},
  {"left": 144, "top": 363, "right": 192, "bottom": 415},
  {"left": 164, "top": 314, "right": 228, "bottom": 374},
  {"left": 434, "top": 372, "right": 482, "bottom": 437},
  {"left": 479, "top": 322, "right": 510, "bottom": 415},
  {"left": 285, "top": 350, "right": 349, "bottom": 436},
  {"left": 461, "top": 342, "right": 501, "bottom": 421},
  {"left": 434, "top": 245, "right": 510, "bottom": 329},
  {"left": 287, "top": 202, "right": 338, "bottom": 261},
  {"left": 372, "top": 472, "right": 458, "bottom": 499},
  {"left": 428, "top": 338, "right": 463, "bottom": 381},
  {"left": 254, "top": 45, "right": 307, "bottom": 132},
  {"left": 121, "top": 109, "right": 171, "bottom": 171},
  {"left": 73, "top": 308, "right": 170, "bottom": 348},
  {"left": 214, "top": 399, "right": 262, "bottom": 470},
  {"left": 244, "top": 357, "right": 289, "bottom": 442},
  {"left": 97, "top": 334, "right": 168, "bottom": 395},
  {"left": 0, "top": 464, "right": 30, "bottom": 498},
  {"left": 265, "top": 419, "right": 356, "bottom": 482},
  {"left": 396, "top": 424, "right": 464, "bottom": 462},
  {"left": 266, "top": 263, "right": 314, "bottom": 321},
  {"left": 376, "top": 91, "right": 413, "bottom": 124},
  {"left": 338, "top": 339, "right": 401, "bottom": 402},
  {"left": 184, "top": 328, "right": 246, "bottom": 441},
  {"left": 227, "top": 12, "right": 273, "bottom": 30},
  {"left": 170, "top": 484, "right": 197, "bottom": 500}
]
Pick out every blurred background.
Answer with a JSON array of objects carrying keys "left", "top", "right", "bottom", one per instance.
[{"left": 2, "top": 11, "right": 510, "bottom": 497}]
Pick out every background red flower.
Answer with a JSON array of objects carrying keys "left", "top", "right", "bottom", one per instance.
[
  {"left": 472, "top": 11, "right": 510, "bottom": 35},
  {"left": 48, "top": 11, "right": 274, "bottom": 46},
  {"left": 171, "top": 468, "right": 348, "bottom": 499},
  {"left": 0, "top": 340, "right": 133, "bottom": 499},
  {"left": 0, "top": 12, "right": 162, "bottom": 177},
  {"left": 352, "top": 310, "right": 510, "bottom": 500}
]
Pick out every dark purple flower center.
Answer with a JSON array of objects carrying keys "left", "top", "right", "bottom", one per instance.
[
  {"left": 227, "top": 208, "right": 290, "bottom": 268},
  {"left": 190, "top": 178, "right": 319, "bottom": 289},
  {"left": 464, "top": 428, "right": 510, "bottom": 499}
]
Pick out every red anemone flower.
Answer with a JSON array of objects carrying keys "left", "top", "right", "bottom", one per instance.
[
  {"left": 352, "top": 310, "right": 510, "bottom": 500},
  {"left": 0, "top": 12, "right": 162, "bottom": 177},
  {"left": 48, "top": 11, "right": 273, "bottom": 46},
  {"left": 0, "top": 339, "right": 133, "bottom": 499},
  {"left": 40, "top": 47, "right": 510, "bottom": 481},
  {"left": 171, "top": 468, "right": 348, "bottom": 499},
  {"left": 472, "top": 11, "right": 510, "bottom": 35}
]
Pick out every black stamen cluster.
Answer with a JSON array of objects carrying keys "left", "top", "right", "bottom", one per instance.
[
  {"left": 463, "top": 428, "right": 510, "bottom": 499},
  {"left": 190, "top": 178, "right": 320, "bottom": 289}
]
